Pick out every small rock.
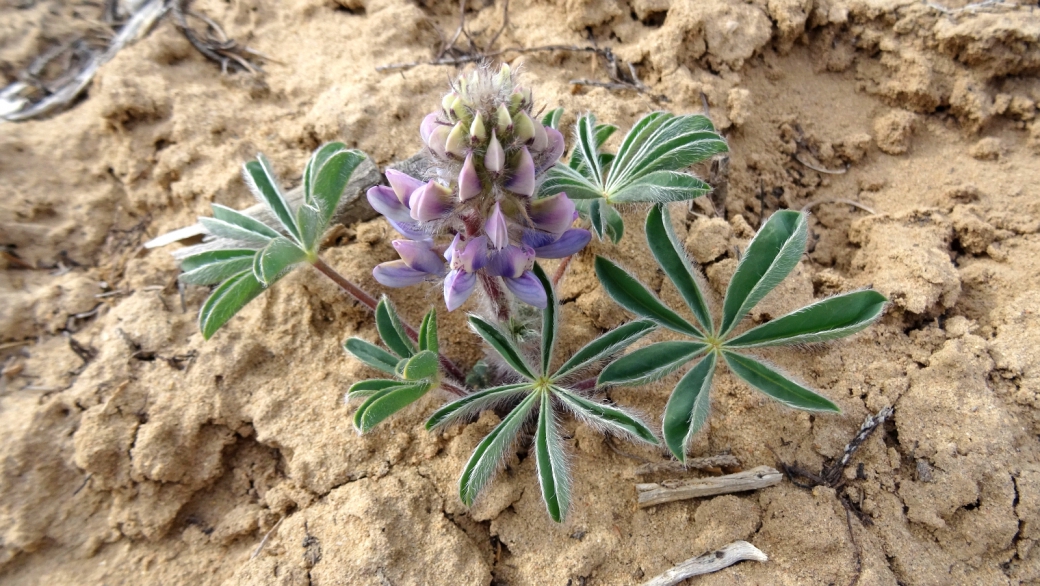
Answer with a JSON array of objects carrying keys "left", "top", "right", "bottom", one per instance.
[
  {"left": 873, "top": 110, "right": 917, "bottom": 155},
  {"left": 969, "top": 137, "right": 1002, "bottom": 161}
]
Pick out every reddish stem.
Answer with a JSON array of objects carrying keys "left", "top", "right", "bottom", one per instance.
[
  {"left": 551, "top": 254, "right": 574, "bottom": 287},
  {"left": 312, "top": 257, "right": 468, "bottom": 393},
  {"left": 479, "top": 272, "right": 511, "bottom": 322}
]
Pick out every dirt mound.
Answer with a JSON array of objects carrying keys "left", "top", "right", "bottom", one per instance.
[{"left": 2, "top": 0, "right": 1039, "bottom": 583}]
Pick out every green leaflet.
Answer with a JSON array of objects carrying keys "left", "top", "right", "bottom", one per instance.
[
  {"left": 295, "top": 204, "right": 325, "bottom": 254},
  {"left": 610, "top": 170, "right": 711, "bottom": 204},
  {"left": 210, "top": 204, "right": 282, "bottom": 240},
  {"left": 535, "top": 391, "right": 571, "bottom": 522},
  {"left": 594, "top": 256, "right": 701, "bottom": 337},
  {"left": 727, "top": 290, "right": 888, "bottom": 348},
  {"left": 418, "top": 308, "right": 439, "bottom": 354},
  {"left": 723, "top": 351, "right": 840, "bottom": 412},
  {"left": 400, "top": 350, "right": 439, "bottom": 381},
  {"left": 646, "top": 204, "right": 713, "bottom": 333},
  {"left": 542, "top": 107, "right": 564, "bottom": 130},
  {"left": 534, "top": 263, "right": 557, "bottom": 375},
  {"left": 198, "top": 217, "right": 274, "bottom": 247},
  {"left": 179, "top": 250, "right": 255, "bottom": 286},
  {"left": 662, "top": 353, "right": 716, "bottom": 462},
  {"left": 575, "top": 114, "right": 605, "bottom": 184},
  {"left": 468, "top": 315, "right": 536, "bottom": 380},
  {"left": 425, "top": 384, "right": 532, "bottom": 430},
  {"left": 344, "top": 337, "right": 400, "bottom": 375},
  {"left": 303, "top": 142, "right": 346, "bottom": 208},
  {"left": 376, "top": 296, "right": 415, "bottom": 358},
  {"left": 459, "top": 393, "right": 539, "bottom": 506},
  {"left": 597, "top": 340, "right": 707, "bottom": 386},
  {"left": 310, "top": 148, "right": 365, "bottom": 227},
  {"left": 554, "top": 387, "right": 658, "bottom": 445},
  {"left": 252, "top": 237, "right": 307, "bottom": 286},
  {"left": 346, "top": 379, "right": 402, "bottom": 400},
  {"left": 540, "top": 163, "right": 604, "bottom": 200},
  {"left": 720, "top": 210, "right": 808, "bottom": 336},
  {"left": 198, "top": 270, "right": 265, "bottom": 340},
  {"left": 353, "top": 381, "right": 433, "bottom": 433},
  {"left": 553, "top": 320, "right": 656, "bottom": 379},
  {"left": 244, "top": 155, "right": 301, "bottom": 243}
]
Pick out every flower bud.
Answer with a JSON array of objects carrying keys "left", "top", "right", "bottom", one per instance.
[
  {"left": 508, "top": 91, "right": 524, "bottom": 115},
  {"left": 495, "top": 63, "right": 511, "bottom": 88},
  {"left": 485, "top": 130, "right": 505, "bottom": 175},
  {"left": 529, "top": 192, "right": 577, "bottom": 235},
  {"left": 420, "top": 113, "right": 439, "bottom": 144},
  {"left": 495, "top": 104, "right": 512, "bottom": 135},
  {"left": 445, "top": 121, "right": 469, "bottom": 158},
  {"left": 503, "top": 146, "right": 535, "bottom": 197},
  {"left": 441, "top": 93, "right": 456, "bottom": 117},
  {"left": 470, "top": 113, "right": 486, "bottom": 143},
  {"left": 410, "top": 181, "right": 454, "bottom": 221},
  {"left": 486, "top": 202, "right": 509, "bottom": 250},
  {"left": 385, "top": 169, "right": 425, "bottom": 206},
  {"left": 451, "top": 96, "right": 469, "bottom": 124},
  {"left": 458, "top": 153, "right": 482, "bottom": 201},
  {"left": 426, "top": 124, "right": 451, "bottom": 158},
  {"left": 513, "top": 111, "right": 536, "bottom": 143},
  {"left": 532, "top": 121, "right": 548, "bottom": 151}
]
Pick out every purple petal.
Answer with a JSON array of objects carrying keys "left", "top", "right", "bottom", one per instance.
[
  {"left": 504, "top": 271, "right": 547, "bottom": 308},
  {"left": 385, "top": 169, "right": 425, "bottom": 206},
  {"left": 420, "top": 112, "right": 439, "bottom": 143},
  {"left": 529, "top": 192, "right": 576, "bottom": 235},
  {"left": 485, "top": 130, "right": 504, "bottom": 175},
  {"left": 532, "top": 229, "right": 591, "bottom": 259},
  {"left": 446, "top": 121, "right": 468, "bottom": 158},
  {"left": 388, "top": 218, "right": 429, "bottom": 241},
  {"left": 373, "top": 260, "right": 429, "bottom": 287},
  {"left": 393, "top": 240, "right": 447, "bottom": 275},
  {"left": 458, "top": 153, "right": 482, "bottom": 201},
  {"left": 459, "top": 235, "right": 489, "bottom": 272},
  {"left": 503, "top": 147, "right": 535, "bottom": 197},
  {"left": 410, "top": 181, "right": 454, "bottom": 222},
  {"left": 444, "top": 233, "right": 462, "bottom": 262},
  {"left": 485, "top": 203, "right": 510, "bottom": 250},
  {"left": 367, "top": 186, "right": 413, "bottom": 223},
  {"left": 534, "top": 127, "right": 566, "bottom": 174},
  {"left": 426, "top": 124, "right": 451, "bottom": 158},
  {"left": 444, "top": 269, "right": 477, "bottom": 311},
  {"left": 486, "top": 245, "right": 534, "bottom": 279},
  {"left": 521, "top": 229, "right": 555, "bottom": 249}
]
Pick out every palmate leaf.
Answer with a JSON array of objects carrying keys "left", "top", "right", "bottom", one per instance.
[
  {"left": 553, "top": 320, "right": 656, "bottom": 379},
  {"left": 597, "top": 340, "right": 707, "bottom": 386},
  {"left": 468, "top": 315, "right": 536, "bottom": 380},
  {"left": 606, "top": 114, "right": 723, "bottom": 193},
  {"left": 344, "top": 337, "right": 400, "bottom": 375},
  {"left": 539, "top": 163, "right": 604, "bottom": 201},
  {"left": 179, "top": 250, "right": 255, "bottom": 286},
  {"left": 376, "top": 296, "right": 415, "bottom": 358},
  {"left": 425, "top": 383, "right": 532, "bottom": 430},
  {"left": 727, "top": 290, "right": 887, "bottom": 348},
  {"left": 459, "top": 392, "right": 540, "bottom": 506},
  {"left": 594, "top": 256, "right": 702, "bottom": 337},
  {"left": 662, "top": 353, "right": 716, "bottom": 462},
  {"left": 353, "top": 381, "right": 433, "bottom": 433},
  {"left": 243, "top": 154, "right": 302, "bottom": 244},
  {"left": 554, "top": 387, "right": 658, "bottom": 444},
  {"left": 535, "top": 392, "right": 571, "bottom": 522},
  {"left": 198, "top": 270, "right": 265, "bottom": 340},
  {"left": 723, "top": 351, "right": 840, "bottom": 412},
  {"left": 646, "top": 204, "right": 713, "bottom": 333},
  {"left": 720, "top": 210, "right": 808, "bottom": 336},
  {"left": 533, "top": 263, "right": 557, "bottom": 375}
]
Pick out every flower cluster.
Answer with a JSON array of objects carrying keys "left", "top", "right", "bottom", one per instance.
[{"left": 366, "top": 65, "right": 590, "bottom": 311}]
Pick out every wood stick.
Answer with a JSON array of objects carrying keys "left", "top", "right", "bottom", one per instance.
[
  {"left": 636, "top": 465, "right": 781, "bottom": 508},
  {"left": 640, "top": 540, "right": 768, "bottom": 586}
]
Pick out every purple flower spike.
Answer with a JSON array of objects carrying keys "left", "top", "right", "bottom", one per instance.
[
  {"left": 458, "top": 153, "right": 482, "bottom": 201},
  {"left": 530, "top": 228, "right": 591, "bottom": 259},
  {"left": 367, "top": 186, "right": 413, "bottom": 223},
  {"left": 420, "top": 112, "right": 439, "bottom": 144},
  {"left": 504, "top": 271, "right": 547, "bottom": 308},
  {"left": 374, "top": 260, "right": 430, "bottom": 288},
  {"left": 503, "top": 146, "right": 535, "bottom": 197},
  {"left": 487, "top": 245, "right": 534, "bottom": 278},
  {"left": 444, "top": 269, "right": 477, "bottom": 311},
  {"left": 535, "top": 127, "right": 566, "bottom": 173},
  {"left": 410, "top": 181, "right": 454, "bottom": 222},
  {"left": 529, "top": 192, "right": 577, "bottom": 236},
  {"left": 486, "top": 202, "right": 509, "bottom": 250},
  {"left": 485, "top": 130, "right": 504, "bottom": 175},
  {"left": 393, "top": 240, "right": 447, "bottom": 275},
  {"left": 385, "top": 169, "right": 425, "bottom": 206}
]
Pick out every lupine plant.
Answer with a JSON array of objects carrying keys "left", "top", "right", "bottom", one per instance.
[
  {"left": 426, "top": 264, "right": 659, "bottom": 521},
  {"left": 343, "top": 298, "right": 466, "bottom": 432},
  {"left": 176, "top": 143, "right": 367, "bottom": 338},
  {"left": 539, "top": 112, "right": 728, "bottom": 242},
  {"left": 595, "top": 205, "right": 888, "bottom": 462},
  {"left": 366, "top": 65, "right": 591, "bottom": 318}
]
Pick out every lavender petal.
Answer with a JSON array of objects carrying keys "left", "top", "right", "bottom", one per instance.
[
  {"left": 485, "top": 203, "right": 510, "bottom": 250},
  {"left": 504, "top": 271, "right": 547, "bottom": 308},
  {"left": 373, "top": 260, "right": 430, "bottom": 288},
  {"left": 532, "top": 228, "right": 591, "bottom": 259},
  {"left": 503, "top": 146, "right": 535, "bottom": 197},
  {"left": 367, "top": 186, "right": 413, "bottom": 223},
  {"left": 485, "top": 130, "right": 505, "bottom": 175},
  {"left": 410, "top": 181, "right": 454, "bottom": 222},
  {"left": 444, "top": 269, "right": 477, "bottom": 311},
  {"left": 529, "top": 192, "right": 576, "bottom": 235},
  {"left": 385, "top": 169, "right": 425, "bottom": 206},
  {"left": 458, "top": 153, "right": 483, "bottom": 201},
  {"left": 393, "top": 240, "right": 447, "bottom": 275}
]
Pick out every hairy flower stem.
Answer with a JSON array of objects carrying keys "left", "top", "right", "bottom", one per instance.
[
  {"left": 312, "top": 257, "right": 468, "bottom": 392},
  {"left": 551, "top": 254, "right": 574, "bottom": 287},
  {"left": 479, "top": 272, "right": 511, "bottom": 322}
]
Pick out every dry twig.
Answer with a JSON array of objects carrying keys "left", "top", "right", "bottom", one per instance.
[
  {"left": 640, "top": 541, "right": 768, "bottom": 586},
  {"left": 636, "top": 465, "right": 781, "bottom": 507}
]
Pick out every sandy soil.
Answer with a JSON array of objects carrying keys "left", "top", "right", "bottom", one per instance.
[{"left": 2, "top": 0, "right": 1040, "bottom": 583}]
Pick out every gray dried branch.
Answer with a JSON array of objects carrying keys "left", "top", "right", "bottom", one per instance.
[
  {"left": 640, "top": 540, "right": 768, "bottom": 586},
  {"left": 636, "top": 465, "right": 782, "bottom": 507}
]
